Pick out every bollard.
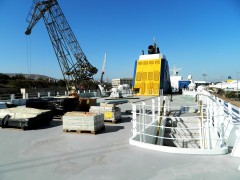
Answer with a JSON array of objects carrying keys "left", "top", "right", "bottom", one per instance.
[{"left": 10, "top": 94, "right": 15, "bottom": 101}]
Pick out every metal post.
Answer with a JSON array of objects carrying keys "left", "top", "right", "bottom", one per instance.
[
  {"left": 158, "top": 96, "right": 161, "bottom": 117},
  {"left": 48, "top": 92, "right": 51, "bottom": 97},
  {"left": 200, "top": 99, "right": 204, "bottom": 149},
  {"left": 142, "top": 101, "right": 146, "bottom": 143},
  {"left": 163, "top": 96, "right": 166, "bottom": 116},
  {"left": 206, "top": 100, "right": 212, "bottom": 149},
  {"left": 152, "top": 98, "right": 155, "bottom": 122},
  {"left": 38, "top": 92, "right": 40, "bottom": 98},
  {"left": 206, "top": 100, "right": 210, "bottom": 149},
  {"left": 167, "top": 96, "right": 170, "bottom": 113},
  {"left": 140, "top": 102, "right": 143, "bottom": 143},
  {"left": 218, "top": 105, "right": 225, "bottom": 147},
  {"left": 132, "top": 103, "right": 137, "bottom": 136},
  {"left": 228, "top": 102, "right": 232, "bottom": 122},
  {"left": 199, "top": 118, "right": 203, "bottom": 150}
]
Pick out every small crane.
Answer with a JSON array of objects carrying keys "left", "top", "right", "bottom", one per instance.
[
  {"left": 100, "top": 52, "right": 107, "bottom": 84},
  {"left": 98, "top": 52, "right": 107, "bottom": 96}
]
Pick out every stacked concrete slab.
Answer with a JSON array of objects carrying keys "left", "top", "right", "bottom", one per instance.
[
  {"left": 0, "top": 107, "right": 53, "bottom": 129},
  {"left": 89, "top": 103, "right": 122, "bottom": 123},
  {"left": 62, "top": 112, "right": 105, "bottom": 134}
]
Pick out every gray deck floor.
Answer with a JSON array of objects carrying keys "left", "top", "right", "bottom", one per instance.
[{"left": 0, "top": 95, "right": 240, "bottom": 180}]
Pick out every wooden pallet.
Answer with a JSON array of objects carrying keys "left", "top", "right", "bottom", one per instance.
[
  {"left": 63, "top": 126, "right": 105, "bottom": 135},
  {"left": 104, "top": 118, "right": 122, "bottom": 124},
  {"left": 53, "top": 115, "right": 62, "bottom": 119}
]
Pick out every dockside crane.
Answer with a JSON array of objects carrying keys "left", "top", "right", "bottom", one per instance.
[{"left": 25, "top": 0, "right": 98, "bottom": 91}]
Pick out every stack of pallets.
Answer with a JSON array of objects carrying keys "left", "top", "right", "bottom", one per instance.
[
  {"left": 62, "top": 112, "right": 105, "bottom": 134},
  {"left": 89, "top": 103, "right": 122, "bottom": 123}
]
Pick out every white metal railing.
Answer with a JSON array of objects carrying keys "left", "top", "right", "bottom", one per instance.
[
  {"left": 131, "top": 95, "right": 228, "bottom": 150},
  {"left": 197, "top": 91, "right": 240, "bottom": 147},
  {"left": 0, "top": 89, "right": 100, "bottom": 103}
]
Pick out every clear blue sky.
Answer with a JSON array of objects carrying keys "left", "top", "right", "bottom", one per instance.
[{"left": 0, "top": 0, "right": 240, "bottom": 82}]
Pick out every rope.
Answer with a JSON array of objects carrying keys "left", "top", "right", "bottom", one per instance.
[{"left": 25, "top": 35, "right": 32, "bottom": 79}]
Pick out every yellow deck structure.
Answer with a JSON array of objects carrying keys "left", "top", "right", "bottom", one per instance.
[{"left": 133, "top": 54, "right": 171, "bottom": 96}]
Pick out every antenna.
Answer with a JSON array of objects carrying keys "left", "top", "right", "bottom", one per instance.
[{"left": 171, "top": 65, "right": 182, "bottom": 76}]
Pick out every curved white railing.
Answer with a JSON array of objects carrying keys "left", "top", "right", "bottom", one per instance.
[{"left": 129, "top": 93, "right": 238, "bottom": 155}]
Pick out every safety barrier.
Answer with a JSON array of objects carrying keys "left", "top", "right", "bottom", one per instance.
[
  {"left": 129, "top": 94, "right": 232, "bottom": 154},
  {"left": 0, "top": 89, "right": 99, "bottom": 104}
]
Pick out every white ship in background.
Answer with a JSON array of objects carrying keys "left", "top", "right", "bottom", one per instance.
[{"left": 210, "top": 76, "right": 240, "bottom": 91}]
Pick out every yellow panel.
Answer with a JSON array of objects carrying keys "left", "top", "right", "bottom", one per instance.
[
  {"left": 104, "top": 112, "right": 113, "bottom": 119},
  {"left": 148, "top": 72, "right": 153, "bottom": 80},
  {"left": 136, "top": 72, "right": 141, "bottom": 81},
  {"left": 141, "top": 82, "right": 145, "bottom": 94},
  {"left": 154, "top": 71, "right": 160, "bottom": 81},
  {"left": 142, "top": 72, "right": 147, "bottom": 81},
  {"left": 134, "top": 58, "right": 161, "bottom": 96},
  {"left": 134, "top": 82, "right": 141, "bottom": 88},
  {"left": 149, "top": 61, "right": 154, "bottom": 65}
]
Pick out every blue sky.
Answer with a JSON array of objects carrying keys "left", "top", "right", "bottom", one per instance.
[{"left": 0, "top": 0, "right": 240, "bottom": 82}]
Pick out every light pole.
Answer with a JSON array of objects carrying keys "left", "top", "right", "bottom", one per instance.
[{"left": 202, "top": 74, "right": 207, "bottom": 81}]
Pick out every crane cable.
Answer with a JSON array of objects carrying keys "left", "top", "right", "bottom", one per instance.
[{"left": 25, "top": 35, "right": 32, "bottom": 79}]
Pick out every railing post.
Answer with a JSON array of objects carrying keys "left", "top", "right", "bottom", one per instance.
[
  {"left": 140, "top": 102, "right": 143, "bottom": 143},
  {"left": 132, "top": 103, "right": 137, "bottom": 136},
  {"left": 199, "top": 118, "right": 203, "bottom": 149},
  {"left": 220, "top": 122, "right": 225, "bottom": 147},
  {"left": 158, "top": 96, "right": 161, "bottom": 117},
  {"left": 26, "top": 93, "right": 28, "bottom": 99},
  {"left": 228, "top": 102, "right": 232, "bottom": 121},
  {"left": 57, "top": 92, "right": 59, "bottom": 96},
  {"left": 152, "top": 98, "right": 155, "bottom": 122},
  {"left": 163, "top": 96, "right": 166, "bottom": 116},
  {"left": 167, "top": 96, "right": 170, "bottom": 113},
  {"left": 206, "top": 99, "right": 212, "bottom": 149},
  {"left": 142, "top": 101, "right": 146, "bottom": 143},
  {"left": 219, "top": 105, "right": 225, "bottom": 145},
  {"left": 200, "top": 98, "right": 205, "bottom": 149},
  {"left": 37, "top": 92, "right": 40, "bottom": 98},
  {"left": 65, "top": 91, "right": 67, "bottom": 96},
  {"left": 48, "top": 92, "right": 51, "bottom": 97}
]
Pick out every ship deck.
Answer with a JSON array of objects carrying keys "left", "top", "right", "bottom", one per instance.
[{"left": 0, "top": 95, "right": 240, "bottom": 180}]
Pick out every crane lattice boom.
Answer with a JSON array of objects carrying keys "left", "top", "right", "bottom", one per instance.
[{"left": 25, "top": 0, "right": 97, "bottom": 90}]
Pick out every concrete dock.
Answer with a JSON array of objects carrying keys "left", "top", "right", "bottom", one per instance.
[{"left": 0, "top": 95, "right": 240, "bottom": 180}]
